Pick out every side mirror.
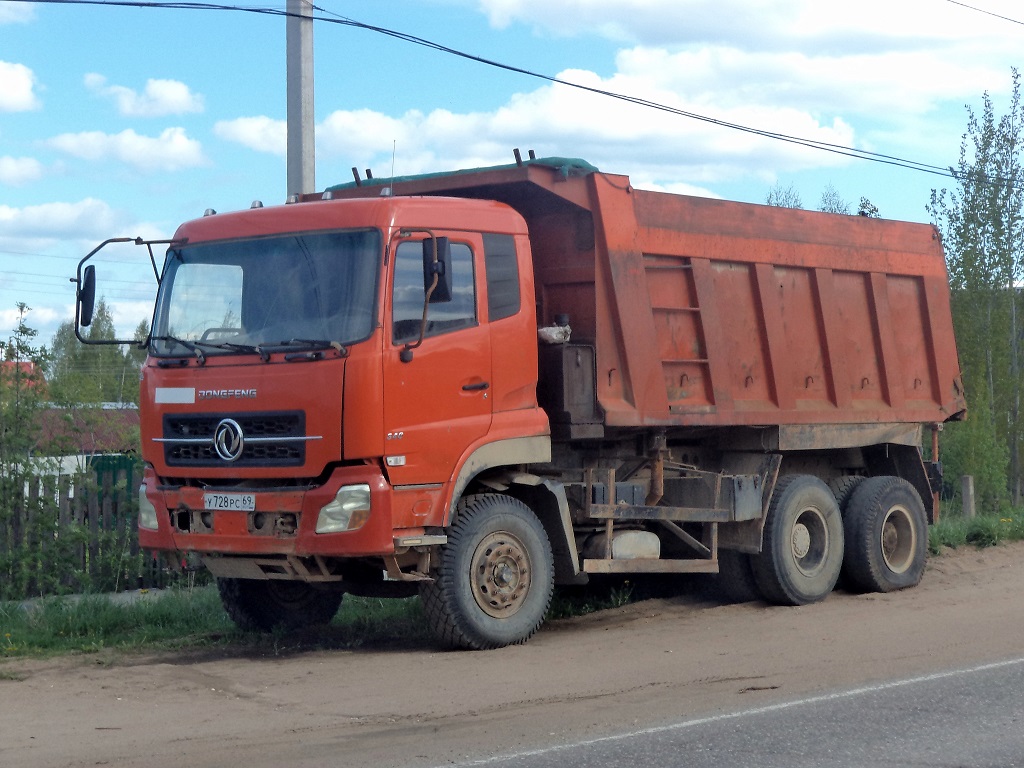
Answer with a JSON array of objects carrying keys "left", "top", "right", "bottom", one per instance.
[
  {"left": 79, "top": 264, "right": 96, "bottom": 327},
  {"left": 423, "top": 236, "right": 452, "bottom": 303}
]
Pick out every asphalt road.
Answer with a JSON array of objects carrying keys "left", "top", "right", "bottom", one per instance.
[{"left": 446, "top": 658, "right": 1024, "bottom": 768}]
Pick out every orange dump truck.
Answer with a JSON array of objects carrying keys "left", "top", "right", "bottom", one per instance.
[{"left": 75, "top": 156, "right": 965, "bottom": 649}]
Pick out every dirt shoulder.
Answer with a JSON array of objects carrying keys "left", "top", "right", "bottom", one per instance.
[{"left": 3, "top": 542, "right": 1024, "bottom": 768}]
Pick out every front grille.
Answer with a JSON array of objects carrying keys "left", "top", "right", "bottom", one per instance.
[{"left": 162, "top": 411, "right": 307, "bottom": 467}]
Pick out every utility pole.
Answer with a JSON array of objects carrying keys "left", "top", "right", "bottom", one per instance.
[{"left": 286, "top": 0, "right": 315, "bottom": 196}]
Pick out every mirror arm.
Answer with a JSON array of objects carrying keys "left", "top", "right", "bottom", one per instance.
[
  {"left": 396, "top": 228, "right": 441, "bottom": 363},
  {"left": 73, "top": 236, "right": 182, "bottom": 346}
]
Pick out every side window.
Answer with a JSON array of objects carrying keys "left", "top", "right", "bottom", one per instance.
[
  {"left": 483, "top": 233, "right": 520, "bottom": 322},
  {"left": 392, "top": 240, "right": 476, "bottom": 343}
]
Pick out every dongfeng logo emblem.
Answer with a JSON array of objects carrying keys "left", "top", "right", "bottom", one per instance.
[{"left": 213, "top": 418, "right": 244, "bottom": 462}]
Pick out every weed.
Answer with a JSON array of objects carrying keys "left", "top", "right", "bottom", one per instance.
[{"left": 930, "top": 510, "right": 1024, "bottom": 553}]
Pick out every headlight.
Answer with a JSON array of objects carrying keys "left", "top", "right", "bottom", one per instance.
[
  {"left": 138, "top": 483, "right": 159, "bottom": 530},
  {"left": 316, "top": 484, "right": 371, "bottom": 533}
]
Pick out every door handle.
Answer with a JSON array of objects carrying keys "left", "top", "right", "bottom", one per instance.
[{"left": 462, "top": 381, "right": 490, "bottom": 391}]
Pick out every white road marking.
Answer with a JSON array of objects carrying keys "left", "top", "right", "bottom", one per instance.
[{"left": 448, "top": 656, "right": 1024, "bottom": 766}]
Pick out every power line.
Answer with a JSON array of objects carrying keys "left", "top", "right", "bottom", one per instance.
[
  {"left": 7, "top": 0, "right": 995, "bottom": 184},
  {"left": 945, "top": 0, "right": 1024, "bottom": 27}
]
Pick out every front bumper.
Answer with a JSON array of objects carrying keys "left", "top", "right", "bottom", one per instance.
[{"left": 137, "top": 465, "right": 397, "bottom": 558}]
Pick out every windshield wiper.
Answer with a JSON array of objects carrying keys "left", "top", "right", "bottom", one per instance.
[
  {"left": 254, "top": 338, "right": 349, "bottom": 361},
  {"left": 194, "top": 340, "right": 270, "bottom": 361},
  {"left": 262, "top": 338, "right": 348, "bottom": 353},
  {"left": 270, "top": 338, "right": 332, "bottom": 349},
  {"left": 151, "top": 335, "right": 206, "bottom": 365}
]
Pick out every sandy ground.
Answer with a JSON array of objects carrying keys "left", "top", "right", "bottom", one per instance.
[{"left": 2, "top": 542, "right": 1023, "bottom": 768}]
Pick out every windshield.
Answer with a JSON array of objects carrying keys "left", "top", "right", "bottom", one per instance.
[{"left": 151, "top": 229, "right": 381, "bottom": 357}]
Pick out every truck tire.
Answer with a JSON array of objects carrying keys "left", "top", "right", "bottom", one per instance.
[
  {"left": 420, "top": 494, "right": 554, "bottom": 650},
  {"left": 217, "top": 578, "right": 344, "bottom": 632},
  {"left": 842, "top": 476, "right": 927, "bottom": 593},
  {"left": 752, "top": 474, "right": 844, "bottom": 605},
  {"left": 830, "top": 475, "right": 865, "bottom": 516},
  {"left": 715, "top": 549, "right": 763, "bottom": 603},
  {"left": 828, "top": 474, "right": 865, "bottom": 591}
]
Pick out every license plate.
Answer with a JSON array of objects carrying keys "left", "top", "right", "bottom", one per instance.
[{"left": 203, "top": 492, "right": 256, "bottom": 512}]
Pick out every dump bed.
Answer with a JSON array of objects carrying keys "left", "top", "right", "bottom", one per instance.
[{"left": 323, "top": 158, "right": 966, "bottom": 432}]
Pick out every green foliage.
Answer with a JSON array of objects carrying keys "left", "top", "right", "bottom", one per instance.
[
  {"left": 0, "top": 588, "right": 235, "bottom": 657},
  {"left": 0, "top": 471, "right": 150, "bottom": 602},
  {"left": 0, "top": 305, "right": 64, "bottom": 600},
  {"left": 48, "top": 300, "right": 147, "bottom": 406},
  {"left": 938, "top": 386, "right": 1010, "bottom": 511},
  {"left": 0, "top": 590, "right": 429, "bottom": 658},
  {"left": 929, "top": 68, "right": 1024, "bottom": 504},
  {"left": 547, "top": 579, "right": 635, "bottom": 620},
  {"left": 1, "top": 307, "right": 148, "bottom": 601},
  {"left": 929, "top": 512, "right": 1024, "bottom": 553},
  {"left": 857, "top": 197, "right": 880, "bottom": 218}
]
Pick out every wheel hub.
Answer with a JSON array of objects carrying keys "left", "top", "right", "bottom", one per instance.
[
  {"left": 792, "top": 523, "right": 811, "bottom": 558},
  {"left": 791, "top": 507, "right": 829, "bottom": 576},
  {"left": 471, "top": 531, "right": 532, "bottom": 618},
  {"left": 880, "top": 505, "right": 916, "bottom": 574}
]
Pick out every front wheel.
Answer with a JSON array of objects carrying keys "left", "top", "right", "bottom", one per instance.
[
  {"left": 421, "top": 494, "right": 554, "bottom": 650},
  {"left": 842, "top": 476, "right": 928, "bottom": 593},
  {"left": 752, "top": 474, "right": 844, "bottom": 605},
  {"left": 715, "top": 549, "right": 763, "bottom": 603},
  {"left": 217, "top": 578, "right": 343, "bottom": 631}
]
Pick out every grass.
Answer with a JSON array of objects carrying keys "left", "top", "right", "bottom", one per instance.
[
  {"left": 0, "top": 588, "right": 430, "bottom": 661},
  {"left": 929, "top": 511, "right": 1024, "bottom": 553},
  {"left": 547, "top": 579, "right": 636, "bottom": 620},
  {"left": 3, "top": 512, "right": 1023, "bottom": 663}
]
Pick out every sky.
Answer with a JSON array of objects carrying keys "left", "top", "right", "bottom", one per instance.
[{"left": 1, "top": 0, "right": 1022, "bottom": 348}]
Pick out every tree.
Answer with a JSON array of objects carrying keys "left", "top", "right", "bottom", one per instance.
[
  {"left": 766, "top": 182, "right": 803, "bottom": 209},
  {"left": 0, "top": 305, "right": 63, "bottom": 599},
  {"left": 818, "top": 183, "right": 851, "bottom": 214},
  {"left": 48, "top": 299, "right": 145, "bottom": 405},
  {"left": 857, "top": 197, "right": 880, "bottom": 218},
  {"left": 927, "top": 68, "right": 1024, "bottom": 508},
  {"left": 766, "top": 183, "right": 875, "bottom": 218},
  {"left": 0, "top": 304, "right": 48, "bottom": 475}
]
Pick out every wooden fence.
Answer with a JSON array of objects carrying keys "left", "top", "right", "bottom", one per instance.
[{"left": 0, "top": 470, "right": 180, "bottom": 601}]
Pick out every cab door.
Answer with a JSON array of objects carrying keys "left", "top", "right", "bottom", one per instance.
[{"left": 382, "top": 234, "right": 491, "bottom": 486}]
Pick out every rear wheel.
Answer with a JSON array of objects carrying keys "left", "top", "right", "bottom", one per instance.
[
  {"left": 752, "top": 474, "right": 844, "bottom": 605},
  {"left": 829, "top": 475, "right": 865, "bottom": 591},
  {"left": 217, "top": 578, "right": 343, "bottom": 631},
  {"left": 421, "top": 494, "right": 554, "bottom": 650},
  {"left": 842, "top": 476, "right": 927, "bottom": 593},
  {"left": 830, "top": 475, "right": 865, "bottom": 515}
]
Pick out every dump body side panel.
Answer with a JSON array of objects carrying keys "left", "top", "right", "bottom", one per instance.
[{"left": 619, "top": 186, "right": 966, "bottom": 428}]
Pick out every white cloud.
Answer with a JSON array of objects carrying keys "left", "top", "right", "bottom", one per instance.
[
  {"left": 309, "top": 62, "right": 856, "bottom": 192},
  {"left": 477, "top": 0, "right": 1019, "bottom": 53},
  {"left": 473, "top": 1, "right": 1020, "bottom": 121},
  {"left": 0, "top": 61, "right": 41, "bottom": 111},
  {"left": 0, "top": 3, "right": 35, "bottom": 24},
  {"left": 0, "top": 198, "right": 126, "bottom": 240},
  {"left": 46, "top": 127, "right": 206, "bottom": 172},
  {"left": 0, "top": 198, "right": 165, "bottom": 341},
  {"left": 108, "top": 299, "right": 158, "bottom": 335},
  {"left": 311, "top": 0, "right": 1021, "bottom": 194},
  {"left": 214, "top": 116, "right": 288, "bottom": 155},
  {"left": 0, "top": 304, "right": 62, "bottom": 335},
  {"left": 0, "top": 156, "right": 43, "bottom": 185},
  {"left": 85, "top": 73, "right": 204, "bottom": 117}
]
